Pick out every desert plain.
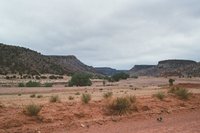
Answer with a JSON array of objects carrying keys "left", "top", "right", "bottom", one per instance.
[{"left": 0, "top": 76, "right": 200, "bottom": 133}]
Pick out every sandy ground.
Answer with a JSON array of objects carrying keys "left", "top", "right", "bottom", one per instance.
[
  {"left": 72, "top": 109, "right": 200, "bottom": 133},
  {"left": 0, "top": 77, "right": 200, "bottom": 133}
]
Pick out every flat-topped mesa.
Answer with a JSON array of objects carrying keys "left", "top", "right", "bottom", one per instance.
[
  {"left": 130, "top": 65, "right": 155, "bottom": 71},
  {"left": 158, "top": 59, "right": 197, "bottom": 69}
]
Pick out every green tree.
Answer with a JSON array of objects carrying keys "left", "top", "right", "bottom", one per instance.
[{"left": 68, "top": 73, "right": 92, "bottom": 87}]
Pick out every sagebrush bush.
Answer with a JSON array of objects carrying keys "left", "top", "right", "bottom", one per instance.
[
  {"left": 81, "top": 93, "right": 91, "bottom": 104},
  {"left": 30, "top": 94, "right": 36, "bottom": 98},
  {"left": 107, "top": 95, "right": 137, "bottom": 115},
  {"left": 75, "top": 92, "right": 80, "bottom": 95},
  {"left": 126, "top": 95, "right": 136, "bottom": 103},
  {"left": 68, "top": 96, "right": 74, "bottom": 100},
  {"left": 49, "top": 95, "right": 60, "bottom": 103},
  {"left": 26, "top": 81, "right": 41, "bottom": 87},
  {"left": 168, "top": 87, "right": 190, "bottom": 100},
  {"left": 153, "top": 92, "right": 165, "bottom": 100},
  {"left": 103, "top": 92, "right": 113, "bottom": 99},
  {"left": 37, "top": 95, "right": 43, "bottom": 98},
  {"left": 24, "top": 103, "right": 42, "bottom": 116},
  {"left": 175, "top": 88, "right": 190, "bottom": 100},
  {"left": 108, "top": 97, "right": 132, "bottom": 115}
]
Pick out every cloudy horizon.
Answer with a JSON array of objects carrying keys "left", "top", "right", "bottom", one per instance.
[{"left": 0, "top": 0, "right": 200, "bottom": 69}]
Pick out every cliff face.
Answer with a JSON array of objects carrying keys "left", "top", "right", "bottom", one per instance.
[
  {"left": 129, "top": 60, "right": 200, "bottom": 77},
  {"left": 0, "top": 43, "right": 96, "bottom": 75}
]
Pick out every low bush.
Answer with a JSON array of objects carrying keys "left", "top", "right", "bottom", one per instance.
[
  {"left": 18, "top": 83, "right": 25, "bottom": 87},
  {"left": 30, "top": 94, "right": 36, "bottom": 98},
  {"left": 37, "top": 95, "right": 43, "bottom": 98},
  {"left": 26, "top": 81, "right": 41, "bottom": 87},
  {"left": 175, "top": 88, "right": 190, "bottom": 100},
  {"left": 103, "top": 92, "right": 113, "bottom": 99},
  {"left": 153, "top": 92, "right": 165, "bottom": 100},
  {"left": 44, "top": 83, "right": 53, "bottom": 87},
  {"left": 108, "top": 97, "right": 131, "bottom": 115},
  {"left": 68, "top": 96, "right": 74, "bottom": 100},
  {"left": 81, "top": 93, "right": 91, "bottom": 104},
  {"left": 75, "top": 92, "right": 80, "bottom": 95},
  {"left": 24, "top": 103, "right": 42, "bottom": 116},
  {"left": 49, "top": 95, "right": 60, "bottom": 103},
  {"left": 168, "top": 87, "right": 190, "bottom": 100},
  {"left": 126, "top": 95, "right": 136, "bottom": 103}
]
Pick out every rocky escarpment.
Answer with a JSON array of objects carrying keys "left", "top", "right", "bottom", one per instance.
[
  {"left": 0, "top": 43, "right": 96, "bottom": 75},
  {"left": 129, "top": 60, "right": 200, "bottom": 77}
]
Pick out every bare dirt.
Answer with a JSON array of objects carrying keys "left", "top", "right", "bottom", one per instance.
[{"left": 0, "top": 77, "right": 200, "bottom": 133}]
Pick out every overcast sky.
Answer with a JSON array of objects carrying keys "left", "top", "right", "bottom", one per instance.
[{"left": 0, "top": 0, "right": 200, "bottom": 69}]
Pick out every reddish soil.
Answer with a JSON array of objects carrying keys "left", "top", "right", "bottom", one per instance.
[
  {"left": 0, "top": 94, "right": 200, "bottom": 133},
  {"left": 175, "top": 83, "right": 200, "bottom": 88}
]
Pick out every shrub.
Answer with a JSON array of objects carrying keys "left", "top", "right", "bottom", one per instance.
[
  {"left": 30, "top": 94, "right": 36, "bottom": 98},
  {"left": 68, "top": 73, "right": 92, "bottom": 87},
  {"left": 81, "top": 93, "right": 91, "bottom": 104},
  {"left": 26, "top": 81, "right": 41, "bottom": 87},
  {"left": 175, "top": 88, "right": 190, "bottom": 100},
  {"left": 108, "top": 97, "right": 131, "bottom": 115},
  {"left": 41, "top": 76, "right": 47, "bottom": 79},
  {"left": 126, "top": 95, "right": 136, "bottom": 103},
  {"left": 49, "top": 75, "right": 57, "bottom": 79},
  {"left": 24, "top": 103, "right": 42, "bottom": 116},
  {"left": 169, "top": 79, "right": 175, "bottom": 86},
  {"left": 68, "top": 96, "right": 74, "bottom": 100},
  {"left": 37, "top": 95, "right": 43, "bottom": 98},
  {"left": 49, "top": 95, "right": 60, "bottom": 103},
  {"left": 153, "top": 92, "right": 165, "bottom": 100},
  {"left": 18, "top": 83, "right": 25, "bottom": 87},
  {"left": 111, "top": 72, "right": 129, "bottom": 82},
  {"left": 18, "top": 93, "right": 22, "bottom": 96},
  {"left": 44, "top": 83, "right": 53, "bottom": 87},
  {"left": 75, "top": 92, "right": 80, "bottom": 95},
  {"left": 103, "top": 92, "right": 113, "bottom": 99}
]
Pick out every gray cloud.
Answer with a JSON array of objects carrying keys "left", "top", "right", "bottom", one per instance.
[{"left": 0, "top": 0, "right": 200, "bottom": 69}]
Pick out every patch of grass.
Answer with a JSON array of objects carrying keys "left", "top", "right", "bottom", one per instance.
[
  {"left": 44, "top": 83, "right": 53, "bottom": 87},
  {"left": 37, "top": 95, "right": 43, "bottom": 98},
  {"left": 26, "top": 81, "right": 41, "bottom": 87},
  {"left": 168, "top": 87, "right": 191, "bottom": 100},
  {"left": 103, "top": 92, "right": 113, "bottom": 99},
  {"left": 18, "top": 93, "right": 22, "bottom": 96},
  {"left": 81, "top": 93, "right": 91, "bottom": 104},
  {"left": 126, "top": 95, "right": 136, "bottom": 103},
  {"left": 49, "top": 95, "right": 60, "bottom": 103},
  {"left": 108, "top": 97, "right": 132, "bottom": 115},
  {"left": 75, "top": 92, "right": 80, "bottom": 95},
  {"left": 18, "top": 83, "right": 25, "bottom": 87},
  {"left": 175, "top": 88, "right": 190, "bottom": 100},
  {"left": 153, "top": 92, "right": 165, "bottom": 100},
  {"left": 30, "top": 94, "right": 36, "bottom": 98},
  {"left": 68, "top": 96, "right": 74, "bottom": 100},
  {"left": 24, "top": 103, "right": 42, "bottom": 116}
]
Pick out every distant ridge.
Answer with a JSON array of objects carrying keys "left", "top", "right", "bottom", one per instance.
[
  {"left": 129, "top": 59, "right": 200, "bottom": 77},
  {"left": 0, "top": 43, "right": 96, "bottom": 75}
]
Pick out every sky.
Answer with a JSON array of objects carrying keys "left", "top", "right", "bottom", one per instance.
[{"left": 0, "top": 0, "right": 200, "bottom": 69}]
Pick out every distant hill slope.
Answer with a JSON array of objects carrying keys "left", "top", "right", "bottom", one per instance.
[
  {"left": 95, "top": 67, "right": 127, "bottom": 76},
  {"left": 129, "top": 59, "right": 200, "bottom": 77},
  {"left": 0, "top": 43, "right": 96, "bottom": 75}
]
